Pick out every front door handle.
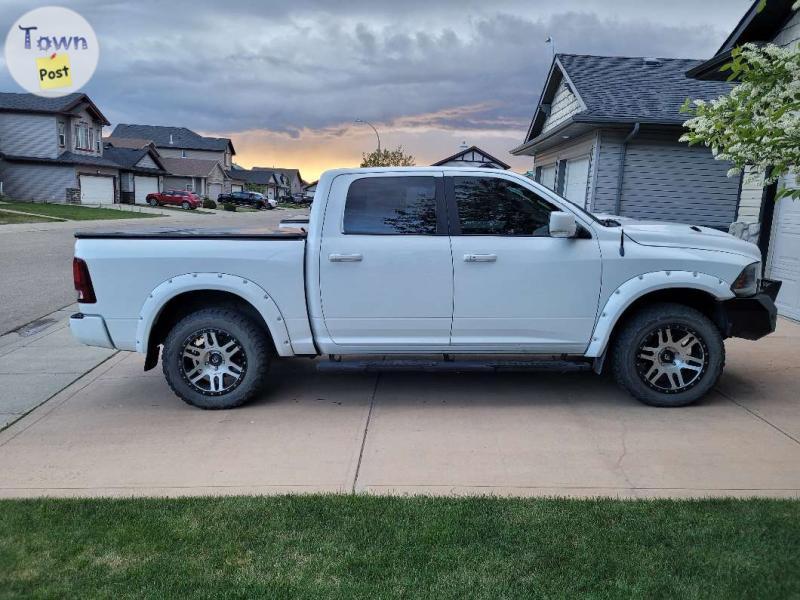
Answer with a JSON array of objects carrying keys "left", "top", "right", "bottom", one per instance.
[
  {"left": 329, "top": 253, "right": 363, "bottom": 262},
  {"left": 464, "top": 253, "right": 497, "bottom": 263}
]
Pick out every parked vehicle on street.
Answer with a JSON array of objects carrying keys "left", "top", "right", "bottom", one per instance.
[
  {"left": 146, "top": 190, "right": 201, "bottom": 210},
  {"left": 216, "top": 190, "right": 276, "bottom": 210},
  {"left": 71, "top": 167, "right": 780, "bottom": 410}
]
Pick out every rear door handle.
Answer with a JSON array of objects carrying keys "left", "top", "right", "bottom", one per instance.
[
  {"left": 464, "top": 253, "right": 497, "bottom": 263},
  {"left": 329, "top": 253, "right": 363, "bottom": 262}
]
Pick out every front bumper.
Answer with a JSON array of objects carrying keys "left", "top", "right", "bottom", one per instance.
[
  {"left": 718, "top": 279, "right": 782, "bottom": 341},
  {"left": 69, "top": 313, "right": 116, "bottom": 349}
]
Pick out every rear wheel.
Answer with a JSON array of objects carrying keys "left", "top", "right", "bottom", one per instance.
[
  {"left": 162, "top": 308, "right": 272, "bottom": 409},
  {"left": 148, "top": 197, "right": 158, "bottom": 207},
  {"left": 611, "top": 303, "right": 724, "bottom": 407}
]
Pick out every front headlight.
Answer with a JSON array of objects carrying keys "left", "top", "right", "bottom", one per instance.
[{"left": 731, "top": 262, "right": 760, "bottom": 297}]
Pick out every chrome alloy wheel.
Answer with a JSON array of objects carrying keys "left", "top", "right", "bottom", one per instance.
[
  {"left": 179, "top": 328, "right": 247, "bottom": 396},
  {"left": 636, "top": 325, "right": 708, "bottom": 394}
]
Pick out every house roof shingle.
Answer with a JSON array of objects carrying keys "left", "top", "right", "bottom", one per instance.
[
  {"left": 102, "top": 137, "right": 155, "bottom": 150},
  {"left": 102, "top": 146, "right": 165, "bottom": 172},
  {"left": 160, "top": 157, "right": 221, "bottom": 177},
  {"left": 557, "top": 54, "right": 734, "bottom": 124},
  {"left": 226, "top": 169, "right": 276, "bottom": 185},
  {"left": 0, "top": 151, "right": 120, "bottom": 168},
  {"left": 110, "top": 124, "right": 234, "bottom": 154},
  {"left": 431, "top": 145, "right": 511, "bottom": 169},
  {"left": 0, "top": 92, "right": 110, "bottom": 125}
]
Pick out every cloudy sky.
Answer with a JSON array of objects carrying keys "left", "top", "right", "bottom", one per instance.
[{"left": 1, "top": 0, "right": 752, "bottom": 180}]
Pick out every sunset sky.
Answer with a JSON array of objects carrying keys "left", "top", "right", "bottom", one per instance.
[{"left": 1, "top": 0, "right": 751, "bottom": 182}]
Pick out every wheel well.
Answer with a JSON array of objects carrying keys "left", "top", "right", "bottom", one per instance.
[
  {"left": 605, "top": 288, "right": 726, "bottom": 362},
  {"left": 144, "top": 290, "right": 273, "bottom": 370}
]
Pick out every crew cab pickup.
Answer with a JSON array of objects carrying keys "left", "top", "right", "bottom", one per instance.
[{"left": 70, "top": 167, "right": 781, "bottom": 409}]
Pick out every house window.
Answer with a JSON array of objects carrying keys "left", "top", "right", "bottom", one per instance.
[
  {"left": 95, "top": 130, "right": 101, "bottom": 153},
  {"left": 57, "top": 122, "right": 66, "bottom": 147},
  {"left": 75, "top": 123, "right": 90, "bottom": 150}
]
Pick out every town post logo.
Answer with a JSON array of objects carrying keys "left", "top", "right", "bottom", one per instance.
[{"left": 4, "top": 7, "right": 99, "bottom": 97}]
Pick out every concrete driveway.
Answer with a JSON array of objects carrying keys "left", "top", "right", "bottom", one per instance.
[{"left": 0, "top": 319, "right": 798, "bottom": 499}]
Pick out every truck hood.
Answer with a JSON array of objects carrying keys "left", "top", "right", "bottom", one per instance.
[{"left": 594, "top": 214, "right": 761, "bottom": 262}]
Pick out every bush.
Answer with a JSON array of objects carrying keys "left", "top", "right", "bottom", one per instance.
[
  {"left": 222, "top": 202, "right": 236, "bottom": 212},
  {"left": 202, "top": 198, "right": 217, "bottom": 209}
]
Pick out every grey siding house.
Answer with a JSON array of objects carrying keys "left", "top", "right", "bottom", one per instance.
[
  {"left": 688, "top": 0, "right": 800, "bottom": 320},
  {"left": 255, "top": 167, "right": 304, "bottom": 198},
  {"left": 102, "top": 144, "right": 167, "bottom": 204},
  {"left": 0, "top": 92, "right": 119, "bottom": 203},
  {"left": 511, "top": 54, "right": 737, "bottom": 229}
]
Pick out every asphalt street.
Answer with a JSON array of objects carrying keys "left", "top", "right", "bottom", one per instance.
[{"left": 0, "top": 207, "right": 303, "bottom": 335}]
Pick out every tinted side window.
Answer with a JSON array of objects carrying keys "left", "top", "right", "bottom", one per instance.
[
  {"left": 453, "top": 176, "right": 557, "bottom": 236},
  {"left": 344, "top": 176, "right": 437, "bottom": 235}
]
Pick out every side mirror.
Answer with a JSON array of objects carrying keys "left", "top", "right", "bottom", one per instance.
[{"left": 549, "top": 211, "right": 577, "bottom": 238}]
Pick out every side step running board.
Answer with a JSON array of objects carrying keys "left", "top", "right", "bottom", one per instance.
[{"left": 317, "top": 358, "right": 592, "bottom": 374}]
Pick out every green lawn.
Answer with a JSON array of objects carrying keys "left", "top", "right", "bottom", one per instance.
[
  {"left": 0, "top": 210, "right": 62, "bottom": 225},
  {"left": 0, "top": 201, "right": 159, "bottom": 221},
  {"left": 1, "top": 495, "right": 798, "bottom": 599}
]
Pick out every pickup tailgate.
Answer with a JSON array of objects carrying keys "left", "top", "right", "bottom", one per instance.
[{"left": 73, "top": 227, "right": 311, "bottom": 354}]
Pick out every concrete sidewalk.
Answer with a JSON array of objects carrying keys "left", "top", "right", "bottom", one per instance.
[
  {"left": 0, "top": 319, "right": 798, "bottom": 499},
  {"left": 0, "top": 305, "right": 116, "bottom": 429}
]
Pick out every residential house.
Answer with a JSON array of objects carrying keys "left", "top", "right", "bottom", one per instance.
[
  {"left": 160, "top": 157, "right": 226, "bottom": 198},
  {"left": 510, "top": 54, "right": 737, "bottom": 229},
  {"left": 102, "top": 143, "right": 167, "bottom": 204},
  {"left": 432, "top": 144, "right": 510, "bottom": 169},
  {"left": 255, "top": 167, "right": 303, "bottom": 198},
  {"left": 226, "top": 169, "right": 279, "bottom": 200},
  {"left": 108, "top": 124, "right": 235, "bottom": 198},
  {"left": 303, "top": 180, "right": 318, "bottom": 199},
  {"left": 687, "top": 0, "right": 799, "bottom": 319},
  {"left": 0, "top": 92, "right": 119, "bottom": 204}
]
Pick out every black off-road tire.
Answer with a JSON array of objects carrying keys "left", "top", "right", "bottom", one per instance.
[
  {"left": 162, "top": 307, "right": 272, "bottom": 409},
  {"left": 611, "top": 302, "right": 725, "bottom": 407}
]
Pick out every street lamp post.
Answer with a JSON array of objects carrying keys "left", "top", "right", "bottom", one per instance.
[{"left": 354, "top": 119, "right": 381, "bottom": 153}]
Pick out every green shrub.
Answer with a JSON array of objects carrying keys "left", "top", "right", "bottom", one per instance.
[
  {"left": 223, "top": 202, "right": 236, "bottom": 212},
  {"left": 202, "top": 198, "right": 217, "bottom": 209}
]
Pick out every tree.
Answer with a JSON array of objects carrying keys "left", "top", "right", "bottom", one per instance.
[
  {"left": 680, "top": 41, "right": 800, "bottom": 200},
  {"left": 360, "top": 146, "right": 416, "bottom": 168}
]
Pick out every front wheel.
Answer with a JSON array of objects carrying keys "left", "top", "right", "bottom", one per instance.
[
  {"left": 148, "top": 198, "right": 158, "bottom": 207},
  {"left": 162, "top": 308, "right": 272, "bottom": 409},
  {"left": 182, "top": 201, "right": 191, "bottom": 210},
  {"left": 611, "top": 303, "right": 725, "bottom": 407}
]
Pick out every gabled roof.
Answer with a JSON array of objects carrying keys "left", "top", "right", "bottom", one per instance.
[
  {"left": 0, "top": 92, "right": 110, "bottom": 125},
  {"left": 102, "top": 146, "right": 166, "bottom": 172},
  {"left": 687, "top": 0, "right": 797, "bottom": 80},
  {"left": 431, "top": 145, "right": 510, "bottom": 169},
  {"left": 110, "top": 124, "right": 235, "bottom": 154},
  {"left": 225, "top": 169, "right": 276, "bottom": 185},
  {"left": 513, "top": 54, "right": 733, "bottom": 153},
  {"left": 160, "top": 157, "right": 222, "bottom": 177},
  {"left": 255, "top": 167, "right": 302, "bottom": 185}
]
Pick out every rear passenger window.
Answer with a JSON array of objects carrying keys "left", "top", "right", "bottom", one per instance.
[
  {"left": 453, "top": 176, "right": 557, "bottom": 236},
  {"left": 344, "top": 176, "right": 438, "bottom": 235}
]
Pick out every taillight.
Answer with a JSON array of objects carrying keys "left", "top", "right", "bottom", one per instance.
[{"left": 73, "top": 257, "right": 96, "bottom": 304}]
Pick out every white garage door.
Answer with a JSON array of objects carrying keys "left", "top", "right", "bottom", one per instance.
[
  {"left": 134, "top": 176, "right": 159, "bottom": 205},
  {"left": 231, "top": 184, "right": 243, "bottom": 193},
  {"left": 767, "top": 175, "right": 800, "bottom": 320},
  {"left": 208, "top": 183, "right": 223, "bottom": 200},
  {"left": 79, "top": 175, "right": 114, "bottom": 204},
  {"left": 563, "top": 156, "right": 591, "bottom": 208}
]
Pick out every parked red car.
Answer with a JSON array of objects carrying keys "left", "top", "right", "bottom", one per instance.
[{"left": 146, "top": 190, "right": 201, "bottom": 210}]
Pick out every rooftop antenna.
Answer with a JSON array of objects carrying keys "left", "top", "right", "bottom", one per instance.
[
  {"left": 459, "top": 140, "right": 468, "bottom": 151},
  {"left": 545, "top": 36, "right": 555, "bottom": 58}
]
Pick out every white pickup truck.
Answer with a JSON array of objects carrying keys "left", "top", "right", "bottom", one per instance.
[{"left": 70, "top": 167, "right": 781, "bottom": 409}]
